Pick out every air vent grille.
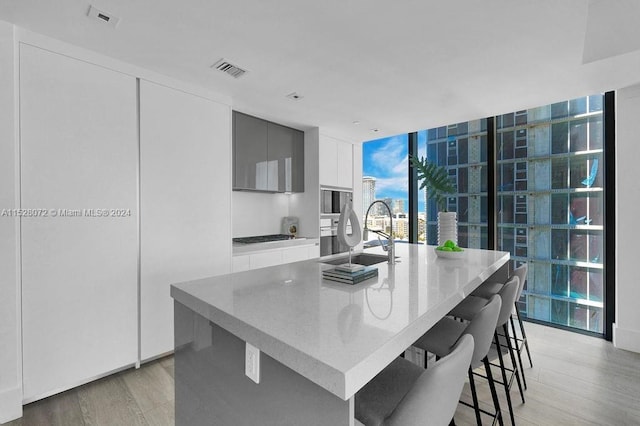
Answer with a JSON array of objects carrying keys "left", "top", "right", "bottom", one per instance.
[
  {"left": 87, "top": 5, "right": 120, "bottom": 28},
  {"left": 212, "top": 59, "right": 247, "bottom": 79}
]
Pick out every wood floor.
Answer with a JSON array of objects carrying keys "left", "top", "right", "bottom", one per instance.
[
  {"left": 5, "top": 356, "right": 175, "bottom": 426},
  {"left": 5, "top": 322, "right": 640, "bottom": 426}
]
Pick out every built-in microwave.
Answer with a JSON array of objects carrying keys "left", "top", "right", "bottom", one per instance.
[{"left": 320, "top": 189, "right": 352, "bottom": 214}]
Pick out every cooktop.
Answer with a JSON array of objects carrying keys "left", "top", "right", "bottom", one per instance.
[{"left": 233, "top": 234, "right": 294, "bottom": 244}]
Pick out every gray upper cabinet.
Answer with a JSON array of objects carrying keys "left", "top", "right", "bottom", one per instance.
[
  {"left": 233, "top": 112, "right": 269, "bottom": 191},
  {"left": 233, "top": 111, "right": 304, "bottom": 193}
]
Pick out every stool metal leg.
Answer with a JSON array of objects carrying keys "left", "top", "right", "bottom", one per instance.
[
  {"left": 468, "top": 367, "right": 482, "bottom": 426},
  {"left": 494, "top": 331, "right": 516, "bottom": 426},
  {"left": 516, "top": 307, "right": 533, "bottom": 367},
  {"left": 509, "top": 313, "right": 527, "bottom": 390},
  {"left": 483, "top": 357, "right": 504, "bottom": 426},
  {"left": 503, "top": 324, "right": 525, "bottom": 404}
]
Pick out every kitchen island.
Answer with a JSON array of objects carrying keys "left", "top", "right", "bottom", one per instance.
[{"left": 170, "top": 244, "right": 509, "bottom": 426}]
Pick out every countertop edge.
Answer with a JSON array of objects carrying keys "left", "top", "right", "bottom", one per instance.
[{"left": 232, "top": 237, "right": 320, "bottom": 255}]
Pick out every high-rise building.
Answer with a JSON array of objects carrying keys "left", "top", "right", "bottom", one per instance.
[
  {"left": 422, "top": 95, "right": 605, "bottom": 333},
  {"left": 393, "top": 199, "right": 405, "bottom": 214},
  {"left": 362, "top": 176, "right": 376, "bottom": 215},
  {"left": 393, "top": 213, "right": 408, "bottom": 240}
]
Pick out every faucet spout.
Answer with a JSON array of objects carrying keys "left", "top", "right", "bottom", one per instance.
[{"left": 363, "top": 200, "right": 395, "bottom": 265}]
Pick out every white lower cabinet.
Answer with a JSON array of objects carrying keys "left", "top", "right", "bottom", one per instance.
[
  {"left": 20, "top": 44, "right": 139, "bottom": 401},
  {"left": 249, "top": 250, "right": 284, "bottom": 269},
  {"left": 282, "top": 245, "right": 320, "bottom": 263},
  {"left": 232, "top": 255, "right": 251, "bottom": 272},
  {"left": 232, "top": 244, "right": 319, "bottom": 272},
  {"left": 139, "top": 80, "right": 231, "bottom": 361}
]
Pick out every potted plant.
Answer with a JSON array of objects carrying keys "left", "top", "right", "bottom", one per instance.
[{"left": 409, "top": 154, "right": 458, "bottom": 246}]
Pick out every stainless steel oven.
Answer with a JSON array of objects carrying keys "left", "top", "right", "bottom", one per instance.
[
  {"left": 320, "top": 190, "right": 353, "bottom": 256},
  {"left": 320, "top": 217, "right": 352, "bottom": 256}
]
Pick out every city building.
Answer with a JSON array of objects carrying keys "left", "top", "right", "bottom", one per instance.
[
  {"left": 393, "top": 213, "right": 408, "bottom": 240},
  {"left": 392, "top": 199, "right": 405, "bottom": 214},
  {"left": 362, "top": 176, "right": 376, "bottom": 214}
]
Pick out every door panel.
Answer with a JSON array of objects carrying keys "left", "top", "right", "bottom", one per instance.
[
  {"left": 20, "top": 44, "right": 138, "bottom": 400},
  {"left": 140, "top": 80, "right": 231, "bottom": 360}
]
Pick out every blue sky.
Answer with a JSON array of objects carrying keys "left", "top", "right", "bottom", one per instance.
[{"left": 362, "top": 132, "right": 428, "bottom": 213}]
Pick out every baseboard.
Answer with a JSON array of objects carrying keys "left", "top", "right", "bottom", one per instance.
[
  {"left": 0, "top": 386, "right": 22, "bottom": 424},
  {"left": 612, "top": 323, "right": 640, "bottom": 354}
]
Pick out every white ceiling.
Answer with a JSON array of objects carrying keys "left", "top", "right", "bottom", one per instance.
[{"left": 2, "top": 0, "right": 640, "bottom": 142}]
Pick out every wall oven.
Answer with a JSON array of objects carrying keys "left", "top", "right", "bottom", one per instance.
[
  {"left": 320, "top": 190, "right": 353, "bottom": 256},
  {"left": 320, "top": 217, "right": 352, "bottom": 257}
]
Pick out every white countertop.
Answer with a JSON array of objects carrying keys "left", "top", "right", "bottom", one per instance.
[
  {"left": 170, "top": 244, "right": 509, "bottom": 400},
  {"left": 232, "top": 236, "right": 319, "bottom": 255}
]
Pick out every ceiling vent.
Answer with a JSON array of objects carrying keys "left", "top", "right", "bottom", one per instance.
[
  {"left": 211, "top": 59, "right": 247, "bottom": 79},
  {"left": 87, "top": 5, "right": 120, "bottom": 28}
]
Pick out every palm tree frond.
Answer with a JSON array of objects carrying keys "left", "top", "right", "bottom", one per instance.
[{"left": 409, "top": 155, "right": 456, "bottom": 211}]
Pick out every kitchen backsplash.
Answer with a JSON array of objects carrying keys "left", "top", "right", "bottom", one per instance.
[{"left": 232, "top": 191, "right": 290, "bottom": 237}]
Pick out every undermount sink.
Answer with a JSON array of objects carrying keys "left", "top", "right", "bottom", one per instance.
[{"left": 321, "top": 253, "right": 391, "bottom": 266}]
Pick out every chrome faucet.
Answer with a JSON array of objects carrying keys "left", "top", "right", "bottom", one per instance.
[{"left": 363, "top": 200, "right": 395, "bottom": 264}]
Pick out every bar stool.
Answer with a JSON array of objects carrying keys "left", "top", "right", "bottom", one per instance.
[
  {"left": 468, "top": 263, "right": 532, "bottom": 385},
  {"left": 354, "top": 334, "right": 474, "bottom": 426},
  {"left": 449, "top": 277, "right": 524, "bottom": 425},
  {"left": 413, "top": 295, "right": 503, "bottom": 426},
  {"left": 508, "top": 264, "right": 532, "bottom": 370}
]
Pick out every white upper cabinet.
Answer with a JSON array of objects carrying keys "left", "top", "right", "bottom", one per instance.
[
  {"left": 336, "top": 139, "right": 354, "bottom": 189},
  {"left": 139, "top": 80, "right": 231, "bottom": 361},
  {"left": 20, "top": 44, "right": 138, "bottom": 401},
  {"left": 319, "top": 134, "right": 353, "bottom": 189}
]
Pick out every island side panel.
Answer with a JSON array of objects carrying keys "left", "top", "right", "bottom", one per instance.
[{"left": 174, "top": 301, "right": 354, "bottom": 426}]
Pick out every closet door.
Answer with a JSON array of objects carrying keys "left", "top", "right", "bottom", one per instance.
[
  {"left": 139, "top": 80, "right": 231, "bottom": 360},
  {"left": 20, "top": 44, "right": 138, "bottom": 401}
]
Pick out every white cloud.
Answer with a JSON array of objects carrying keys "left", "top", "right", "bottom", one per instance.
[
  {"left": 369, "top": 136, "right": 406, "bottom": 174},
  {"left": 375, "top": 176, "right": 408, "bottom": 196},
  {"left": 392, "top": 155, "right": 408, "bottom": 175}
]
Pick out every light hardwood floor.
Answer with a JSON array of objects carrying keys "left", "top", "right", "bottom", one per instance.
[{"left": 5, "top": 322, "right": 640, "bottom": 426}]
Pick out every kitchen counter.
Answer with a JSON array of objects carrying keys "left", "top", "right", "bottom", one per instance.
[{"left": 171, "top": 244, "right": 509, "bottom": 425}]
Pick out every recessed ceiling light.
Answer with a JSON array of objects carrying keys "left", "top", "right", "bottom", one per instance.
[
  {"left": 286, "top": 92, "right": 304, "bottom": 101},
  {"left": 87, "top": 5, "right": 120, "bottom": 28},
  {"left": 352, "top": 121, "right": 361, "bottom": 125}
]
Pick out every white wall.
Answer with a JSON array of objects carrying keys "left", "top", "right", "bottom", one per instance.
[
  {"left": 613, "top": 84, "right": 640, "bottom": 353},
  {"left": 0, "top": 20, "right": 21, "bottom": 423}
]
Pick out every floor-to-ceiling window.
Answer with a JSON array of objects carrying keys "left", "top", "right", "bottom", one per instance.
[
  {"left": 362, "top": 93, "right": 609, "bottom": 336},
  {"left": 496, "top": 95, "right": 605, "bottom": 334},
  {"left": 361, "top": 134, "right": 409, "bottom": 245}
]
